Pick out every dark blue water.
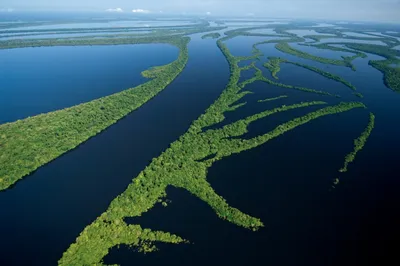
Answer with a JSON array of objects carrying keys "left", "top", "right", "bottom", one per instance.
[
  {"left": 277, "top": 63, "right": 355, "bottom": 98},
  {"left": 0, "top": 33, "right": 229, "bottom": 265},
  {"left": 1, "top": 30, "right": 399, "bottom": 266},
  {"left": 0, "top": 44, "right": 178, "bottom": 124},
  {"left": 104, "top": 38, "right": 399, "bottom": 266}
]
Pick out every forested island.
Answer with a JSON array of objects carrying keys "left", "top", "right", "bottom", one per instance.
[
  {"left": 0, "top": 18, "right": 398, "bottom": 266},
  {"left": 202, "top": 32, "right": 221, "bottom": 39},
  {"left": 59, "top": 31, "right": 370, "bottom": 265}
]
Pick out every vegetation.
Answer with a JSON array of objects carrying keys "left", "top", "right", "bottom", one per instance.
[
  {"left": 0, "top": 29, "right": 154, "bottom": 39},
  {"left": 288, "top": 61, "right": 357, "bottom": 91},
  {"left": 0, "top": 22, "right": 382, "bottom": 263},
  {"left": 247, "top": 63, "right": 339, "bottom": 97},
  {"left": 275, "top": 42, "right": 357, "bottom": 69},
  {"left": 202, "top": 32, "right": 221, "bottom": 39},
  {"left": 0, "top": 21, "right": 210, "bottom": 35},
  {"left": 344, "top": 43, "right": 400, "bottom": 59},
  {"left": 263, "top": 57, "right": 286, "bottom": 79},
  {"left": 353, "top": 92, "right": 364, "bottom": 98},
  {"left": 301, "top": 43, "right": 367, "bottom": 59},
  {"left": 0, "top": 26, "right": 225, "bottom": 50},
  {"left": 302, "top": 35, "right": 337, "bottom": 42},
  {"left": 306, "top": 42, "right": 400, "bottom": 91},
  {"left": 346, "top": 43, "right": 400, "bottom": 91},
  {"left": 263, "top": 56, "right": 357, "bottom": 93},
  {"left": 0, "top": 36, "right": 189, "bottom": 191},
  {"left": 258, "top": 95, "right": 288, "bottom": 103},
  {"left": 339, "top": 112, "right": 375, "bottom": 173},
  {"left": 59, "top": 34, "right": 367, "bottom": 265},
  {"left": 369, "top": 59, "right": 400, "bottom": 92}
]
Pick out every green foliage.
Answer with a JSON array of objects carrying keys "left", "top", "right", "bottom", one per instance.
[
  {"left": 255, "top": 66, "right": 340, "bottom": 97},
  {"left": 202, "top": 32, "right": 221, "bottom": 39},
  {"left": 263, "top": 56, "right": 357, "bottom": 93},
  {"left": 258, "top": 95, "right": 288, "bottom": 103},
  {"left": 0, "top": 26, "right": 225, "bottom": 50},
  {"left": 275, "top": 42, "right": 356, "bottom": 68},
  {"left": 312, "top": 42, "right": 400, "bottom": 92},
  {"left": 339, "top": 113, "right": 375, "bottom": 173},
  {"left": 369, "top": 59, "right": 400, "bottom": 92},
  {"left": 346, "top": 43, "right": 400, "bottom": 92},
  {"left": 305, "top": 43, "right": 367, "bottom": 58},
  {"left": 345, "top": 43, "right": 400, "bottom": 59},
  {"left": 0, "top": 36, "right": 190, "bottom": 190},
  {"left": 59, "top": 34, "right": 367, "bottom": 265},
  {"left": 263, "top": 57, "right": 287, "bottom": 79},
  {"left": 353, "top": 92, "right": 364, "bottom": 98},
  {"left": 286, "top": 61, "right": 357, "bottom": 91},
  {"left": 0, "top": 21, "right": 210, "bottom": 35}
]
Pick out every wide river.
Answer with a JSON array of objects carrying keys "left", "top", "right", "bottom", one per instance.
[{"left": 0, "top": 32, "right": 399, "bottom": 266}]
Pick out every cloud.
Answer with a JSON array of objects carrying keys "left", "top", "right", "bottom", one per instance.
[
  {"left": 132, "top": 9, "right": 150, "bottom": 13},
  {"left": 206, "top": 11, "right": 211, "bottom": 15},
  {"left": 105, "top": 7, "right": 123, "bottom": 12},
  {"left": 0, "top": 8, "right": 14, "bottom": 12}
]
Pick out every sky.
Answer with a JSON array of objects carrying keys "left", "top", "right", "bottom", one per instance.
[{"left": 1, "top": 0, "right": 400, "bottom": 22}]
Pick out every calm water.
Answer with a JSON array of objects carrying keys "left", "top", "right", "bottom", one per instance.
[
  {"left": 1, "top": 21, "right": 196, "bottom": 31},
  {"left": 287, "top": 29, "right": 336, "bottom": 37},
  {"left": 291, "top": 43, "right": 355, "bottom": 60},
  {"left": 0, "top": 31, "right": 152, "bottom": 40},
  {"left": 0, "top": 32, "right": 229, "bottom": 266},
  {"left": 105, "top": 34, "right": 400, "bottom": 266},
  {"left": 0, "top": 44, "right": 178, "bottom": 123},
  {"left": 0, "top": 31, "right": 399, "bottom": 266},
  {"left": 342, "top": 32, "right": 380, "bottom": 38},
  {"left": 318, "top": 38, "right": 387, "bottom": 46}
]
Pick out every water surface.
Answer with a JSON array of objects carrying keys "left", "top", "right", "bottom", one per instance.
[
  {"left": 0, "top": 32, "right": 229, "bottom": 266},
  {"left": 0, "top": 44, "right": 178, "bottom": 123},
  {"left": 1, "top": 23, "right": 399, "bottom": 266}
]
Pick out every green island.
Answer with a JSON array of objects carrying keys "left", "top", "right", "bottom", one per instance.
[
  {"left": 202, "top": 32, "right": 222, "bottom": 39},
  {"left": 1, "top": 20, "right": 393, "bottom": 264},
  {"left": 0, "top": 21, "right": 210, "bottom": 35},
  {"left": 263, "top": 57, "right": 284, "bottom": 79},
  {"left": 258, "top": 95, "right": 288, "bottom": 103},
  {"left": 0, "top": 36, "right": 189, "bottom": 191},
  {"left": 263, "top": 57, "right": 357, "bottom": 92},
  {"left": 343, "top": 43, "right": 400, "bottom": 91},
  {"left": 233, "top": 23, "right": 400, "bottom": 94},
  {"left": 339, "top": 112, "right": 375, "bottom": 173},
  {"left": 296, "top": 42, "right": 400, "bottom": 92},
  {"left": 58, "top": 35, "right": 368, "bottom": 265},
  {"left": 0, "top": 25, "right": 225, "bottom": 50},
  {"left": 300, "top": 43, "right": 368, "bottom": 58},
  {"left": 237, "top": 59, "right": 339, "bottom": 97},
  {"left": 353, "top": 92, "right": 364, "bottom": 98},
  {"left": 275, "top": 42, "right": 359, "bottom": 70}
]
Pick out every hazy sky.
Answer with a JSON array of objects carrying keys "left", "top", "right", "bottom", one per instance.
[{"left": 1, "top": 0, "right": 400, "bottom": 22}]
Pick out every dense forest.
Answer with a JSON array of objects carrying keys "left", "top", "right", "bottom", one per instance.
[
  {"left": 202, "top": 32, "right": 221, "bottom": 39},
  {"left": 0, "top": 36, "right": 189, "bottom": 190},
  {"left": 59, "top": 33, "right": 369, "bottom": 265},
  {"left": 1, "top": 20, "right": 396, "bottom": 265}
]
